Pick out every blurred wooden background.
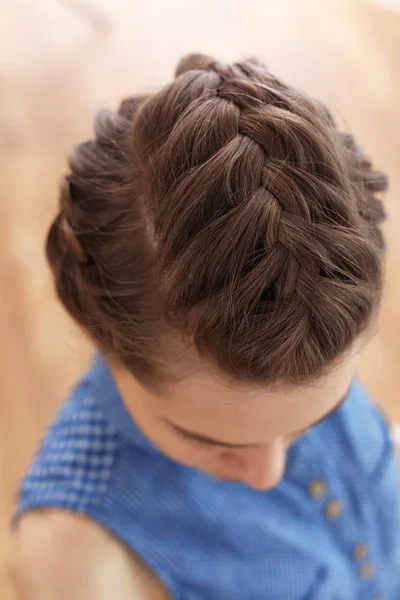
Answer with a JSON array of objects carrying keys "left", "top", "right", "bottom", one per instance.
[{"left": 0, "top": 0, "right": 399, "bottom": 596}]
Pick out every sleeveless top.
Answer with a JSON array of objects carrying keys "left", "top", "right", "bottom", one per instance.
[{"left": 15, "top": 354, "right": 400, "bottom": 599}]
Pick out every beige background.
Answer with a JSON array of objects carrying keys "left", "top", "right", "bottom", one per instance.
[{"left": 1, "top": 0, "right": 399, "bottom": 596}]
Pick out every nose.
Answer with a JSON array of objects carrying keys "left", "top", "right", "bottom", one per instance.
[{"left": 228, "top": 439, "right": 287, "bottom": 490}]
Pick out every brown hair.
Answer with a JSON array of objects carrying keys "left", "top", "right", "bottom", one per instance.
[{"left": 47, "top": 53, "right": 388, "bottom": 388}]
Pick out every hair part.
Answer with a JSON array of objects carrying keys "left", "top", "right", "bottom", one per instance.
[{"left": 46, "top": 53, "right": 388, "bottom": 388}]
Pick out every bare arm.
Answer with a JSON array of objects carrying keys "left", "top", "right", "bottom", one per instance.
[{"left": 11, "top": 510, "right": 170, "bottom": 600}]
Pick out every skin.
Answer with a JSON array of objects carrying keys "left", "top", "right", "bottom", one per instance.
[
  {"left": 109, "top": 350, "right": 357, "bottom": 490},
  {"left": 12, "top": 350, "right": 358, "bottom": 598}
]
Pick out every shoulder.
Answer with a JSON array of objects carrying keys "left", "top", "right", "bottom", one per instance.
[
  {"left": 11, "top": 509, "right": 170, "bottom": 600},
  {"left": 17, "top": 389, "right": 121, "bottom": 518}
]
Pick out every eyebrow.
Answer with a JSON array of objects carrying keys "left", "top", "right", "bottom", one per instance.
[{"left": 164, "top": 389, "right": 350, "bottom": 449}]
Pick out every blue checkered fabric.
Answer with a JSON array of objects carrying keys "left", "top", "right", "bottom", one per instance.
[
  {"left": 15, "top": 354, "right": 400, "bottom": 599},
  {"left": 19, "top": 395, "right": 118, "bottom": 512}
]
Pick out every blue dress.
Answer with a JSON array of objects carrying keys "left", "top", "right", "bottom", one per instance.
[{"left": 15, "top": 354, "right": 400, "bottom": 599}]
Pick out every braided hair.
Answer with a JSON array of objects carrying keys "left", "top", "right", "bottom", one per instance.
[{"left": 47, "top": 53, "right": 387, "bottom": 387}]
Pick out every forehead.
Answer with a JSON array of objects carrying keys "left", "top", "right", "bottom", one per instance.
[{"left": 153, "top": 357, "right": 356, "bottom": 443}]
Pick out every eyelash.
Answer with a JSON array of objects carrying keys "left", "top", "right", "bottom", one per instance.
[{"left": 180, "top": 432, "right": 212, "bottom": 448}]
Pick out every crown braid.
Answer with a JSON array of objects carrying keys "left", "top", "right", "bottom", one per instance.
[{"left": 46, "top": 53, "right": 387, "bottom": 386}]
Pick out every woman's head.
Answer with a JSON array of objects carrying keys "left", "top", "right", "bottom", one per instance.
[{"left": 47, "top": 53, "right": 387, "bottom": 487}]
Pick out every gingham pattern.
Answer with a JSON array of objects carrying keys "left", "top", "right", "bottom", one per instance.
[{"left": 18, "top": 395, "right": 119, "bottom": 513}]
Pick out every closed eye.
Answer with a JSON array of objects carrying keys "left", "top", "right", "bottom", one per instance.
[{"left": 178, "top": 429, "right": 217, "bottom": 449}]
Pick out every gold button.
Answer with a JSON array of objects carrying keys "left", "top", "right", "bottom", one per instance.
[
  {"left": 308, "top": 479, "right": 327, "bottom": 500},
  {"left": 353, "top": 543, "right": 368, "bottom": 560},
  {"left": 324, "top": 499, "right": 342, "bottom": 519},
  {"left": 359, "top": 563, "right": 374, "bottom": 580}
]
